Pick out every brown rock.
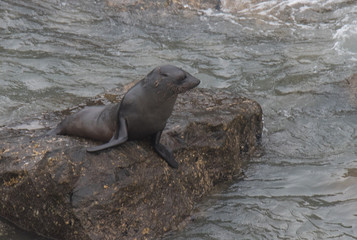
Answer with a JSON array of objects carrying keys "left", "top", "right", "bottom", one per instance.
[{"left": 0, "top": 88, "right": 262, "bottom": 240}]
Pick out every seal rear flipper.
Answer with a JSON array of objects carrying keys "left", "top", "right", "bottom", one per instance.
[
  {"left": 46, "top": 126, "right": 62, "bottom": 136},
  {"left": 153, "top": 131, "right": 178, "bottom": 169}
]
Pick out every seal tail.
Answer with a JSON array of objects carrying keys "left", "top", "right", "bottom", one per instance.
[{"left": 38, "top": 125, "right": 62, "bottom": 139}]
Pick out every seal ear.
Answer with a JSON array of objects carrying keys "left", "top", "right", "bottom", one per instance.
[{"left": 143, "top": 67, "right": 161, "bottom": 86}]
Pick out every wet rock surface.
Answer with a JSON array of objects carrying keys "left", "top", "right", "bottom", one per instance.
[
  {"left": 0, "top": 88, "right": 262, "bottom": 240},
  {"left": 346, "top": 73, "right": 357, "bottom": 104}
]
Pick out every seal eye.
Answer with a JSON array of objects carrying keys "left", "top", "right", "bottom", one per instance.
[{"left": 161, "top": 73, "right": 169, "bottom": 77}]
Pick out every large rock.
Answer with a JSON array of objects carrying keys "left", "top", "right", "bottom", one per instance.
[{"left": 0, "top": 88, "right": 262, "bottom": 240}]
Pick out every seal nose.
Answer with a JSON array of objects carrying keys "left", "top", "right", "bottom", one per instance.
[
  {"left": 175, "top": 74, "right": 200, "bottom": 94},
  {"left": 186, "top": 73, "right": 201, "bottom": 88},
  {"left": 188, "top": 75, "right": 201, "bottom": 88}
]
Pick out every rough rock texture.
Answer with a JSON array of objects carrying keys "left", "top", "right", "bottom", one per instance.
[{"left": 0, "top": 88, "right": 262, "bottom": 240}]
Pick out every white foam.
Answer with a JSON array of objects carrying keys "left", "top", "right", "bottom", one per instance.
[
  {"left": 220, "top": 0, "right": 347, "bottom": 20},
  {"left": 333, "top": 16, "right": 357, "bottom": 58},
  {"left": 200, "top": 8, "right": 240, "bottom": 25}
]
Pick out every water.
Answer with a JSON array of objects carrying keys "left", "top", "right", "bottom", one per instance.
[{"left": 0, "top": 0, "right": 357, "bottom": 239}]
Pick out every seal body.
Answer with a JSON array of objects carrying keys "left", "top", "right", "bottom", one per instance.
[
  {"left": 51, "top": 104, "right": 118, "bottom": 142},
  {"left": 50, "top": 65, "right": 201, "bottom": 168}
]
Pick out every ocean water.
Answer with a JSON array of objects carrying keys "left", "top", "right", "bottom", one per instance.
[{"left": 0, "top": 0, "right": 357, "bottom": 239}]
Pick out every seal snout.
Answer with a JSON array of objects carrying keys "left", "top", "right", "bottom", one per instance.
[
  {"left": 157, "top": 64, "right": 201, "bottom": 94},
  {"left": 182, "top": 72, "right": 200, "bottom": 91},
  {"left": 186, "top": 74, "right": 200, "bottom": 88}
]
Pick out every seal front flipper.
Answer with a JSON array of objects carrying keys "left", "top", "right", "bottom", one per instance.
[
  {"left": 153, "top": 131, "right": 178, "bottom": 169},
  {"left": 87, "top": 117, "right": 128, "bottom": 152}
]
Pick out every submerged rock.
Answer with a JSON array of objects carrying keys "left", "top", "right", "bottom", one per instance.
[
  {"left": 346, "top": 73, "right": 357, "bottom": 104},
  {"left": 0, "top": 88, "right": 262, "bottom": 240}
]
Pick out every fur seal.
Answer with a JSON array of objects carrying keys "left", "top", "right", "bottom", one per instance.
[{"left": 49, "top": 65, "right": 201, "bottom": 168}]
